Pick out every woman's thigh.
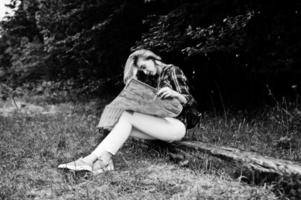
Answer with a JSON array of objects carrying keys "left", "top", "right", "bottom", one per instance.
[
  {"left": 130, "top": 128, "right": 157, "bottom": 140},
  {"left": 127, "top": 112, "right": 186, "bottom": 142}
]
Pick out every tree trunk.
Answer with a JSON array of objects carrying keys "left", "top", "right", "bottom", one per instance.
[{"left": 172, "top": 140, "right": 301, "bottom": 176}]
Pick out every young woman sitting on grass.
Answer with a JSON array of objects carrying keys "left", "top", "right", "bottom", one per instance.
[{"left": 58, "top": 49, "right": 197, "bottom": 175}]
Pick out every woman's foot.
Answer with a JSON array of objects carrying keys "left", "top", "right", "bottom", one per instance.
[
  {"left": 92, "top": 158, "right": 114, "bottom": 175},
  {"left": 58, "top": 157, "right": 93, "bottom": 172}
]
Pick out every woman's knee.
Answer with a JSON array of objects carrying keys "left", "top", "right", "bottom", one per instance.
[
  {"left": 169, "top": 130, "right": 186, "bottom": 142},
  {"left": 165, "top": 119, "right": 186, "bottom": 142},
  {"left": 165, "top": 125, "right": 186, "bottom": 142},
  {"left": 119, "top": 111, "right": 134, "bottom": 122}
]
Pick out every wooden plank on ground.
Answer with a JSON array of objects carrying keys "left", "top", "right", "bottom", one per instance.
[{"left": 172, "top": 141, "right": 301, "bottom": 176}]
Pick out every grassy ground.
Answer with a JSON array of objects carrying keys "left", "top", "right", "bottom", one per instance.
[
  {"left": 185, "top": 108, "right": 301, "bottom": 162},
  {"left": 1, "top": 96, "right": 299, "bottom": 199}
]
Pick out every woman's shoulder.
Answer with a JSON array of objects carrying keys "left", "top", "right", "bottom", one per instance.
[
  {"left": 163, "top": 64, "right": 182, "bottom": 73},
  {"left": 166, "top": 64, "right": 186, "bottom": 77}
]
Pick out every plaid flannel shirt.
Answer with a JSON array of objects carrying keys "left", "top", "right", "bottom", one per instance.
[
  {"left": 157, "top": 64, "right": 193, "bottom": 126},
  {"left": 158, "top": 64, "right": 193, "bottom": 105}
]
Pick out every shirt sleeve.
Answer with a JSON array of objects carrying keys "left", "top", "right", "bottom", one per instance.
[{"left": 170, "top": 66, "right": 193, "bottom": 105}]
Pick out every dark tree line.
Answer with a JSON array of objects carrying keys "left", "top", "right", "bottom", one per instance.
[{"left": 0, "top": 0, "right": 301, "bottom": 110}]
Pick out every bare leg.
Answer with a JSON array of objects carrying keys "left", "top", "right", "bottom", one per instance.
[
  {"left": 83, "top": 111, "right": 185, "bottom": 166},
  {"left": 130, "top": 127, "right": 157, "bottom": 140},
  {"left": 82, "top": 112, "right": 133, "bottom": 165}
]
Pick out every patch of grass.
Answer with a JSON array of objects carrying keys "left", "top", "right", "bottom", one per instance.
[
  {"left": 186, "top": 106, "right": 301, "bottom": 162},
  {"left": 0, "top": 98, "right": 277, "bottom": 199},
  {"left": 182, "top": 104, "right": 301, "bottom": 199}
]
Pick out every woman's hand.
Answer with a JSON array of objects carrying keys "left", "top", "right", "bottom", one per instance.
[
  {"left": 156, "top": 87, "right": 187, "bottom": 104},
  {"left": 157, "top": 87, "right": 178, "bottom": 99}
]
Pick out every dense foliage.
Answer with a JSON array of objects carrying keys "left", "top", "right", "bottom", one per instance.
[
  {"left": 0, "top": 0, "right": 144, "bottom": 82},
  {"left": 0, "top": 0, "right": 301, "bottom": 109}
]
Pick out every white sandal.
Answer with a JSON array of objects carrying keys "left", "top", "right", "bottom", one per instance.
[
  {"left": 92, "top": 158, "right": 114, "bottom": 175},
  {"left": 58, "top": 157, "right": 93, "bottom": 172}
]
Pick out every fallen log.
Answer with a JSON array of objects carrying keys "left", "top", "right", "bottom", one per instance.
[
  {"left": 131, "top": 138, "right": 301, "bottom": 199},
  {"left": 171, "top": 141, "right": 301, "bottom": 176},
  {"left": 166, "top": 140, "right": 301, "bottom": 199}
]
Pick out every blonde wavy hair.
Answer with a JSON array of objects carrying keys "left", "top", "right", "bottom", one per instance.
[{"left": 123, "top": 49, "right": 162, "bottom": 84}]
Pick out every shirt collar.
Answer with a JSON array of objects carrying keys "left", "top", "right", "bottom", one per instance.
[{"left": 160, "top": 64, "right": 173, "bottom": 74}]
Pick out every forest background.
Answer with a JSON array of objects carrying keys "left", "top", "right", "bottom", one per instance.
[
  {"left": 1, "top": 1, "right": 301, "bottom": 199},
  {"left": 1, "top": 0, "right": 301, "bottom": 111}
]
